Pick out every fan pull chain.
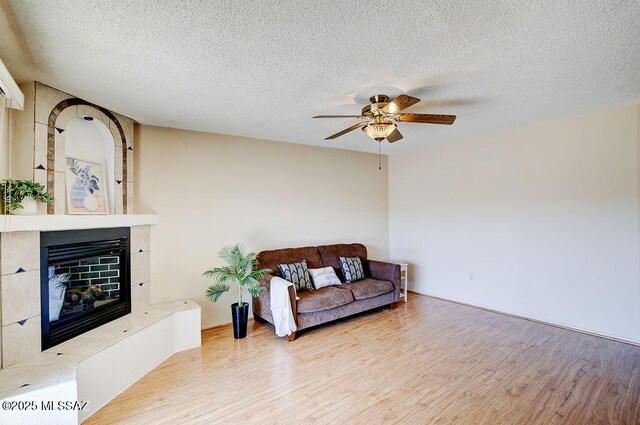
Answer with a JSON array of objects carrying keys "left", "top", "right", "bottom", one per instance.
[{"left": 378, "top": 142, "right": 381, "bottom": 170}]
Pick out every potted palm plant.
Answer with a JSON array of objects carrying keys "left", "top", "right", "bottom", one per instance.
[
  {"left": 1, "top": 179, "right": 53, "bottom": 215},
  {"left": 204, "top": 244, "right": 271, "bottom": 339}
]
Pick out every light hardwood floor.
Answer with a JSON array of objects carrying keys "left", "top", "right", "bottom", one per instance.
[{"left": 86, "top": 295, "right": 640, "bottom": 424}]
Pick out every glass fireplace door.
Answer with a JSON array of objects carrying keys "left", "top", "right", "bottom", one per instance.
[{"left": 41, "top": 227, "right": 131, "bottom": 350}]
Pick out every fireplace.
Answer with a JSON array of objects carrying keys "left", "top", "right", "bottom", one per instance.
[{"left": 40, "top": 227, "right": 131, "bottom": 350}]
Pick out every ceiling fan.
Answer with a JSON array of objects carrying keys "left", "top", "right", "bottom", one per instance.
[{"left": 313, "top": 94, "right": 456, "bottom": 143}]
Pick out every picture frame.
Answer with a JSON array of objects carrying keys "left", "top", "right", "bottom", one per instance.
[{"left": 64, "top": 156, "right": 109, "bottom": 215}]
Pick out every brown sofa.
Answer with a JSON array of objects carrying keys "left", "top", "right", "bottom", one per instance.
[{"left": 253, "top": 243, "right": 400, "bottom": 340}]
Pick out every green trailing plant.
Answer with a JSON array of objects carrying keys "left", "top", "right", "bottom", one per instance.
[
  {"left": 0, "top": 179, "right": 53, "bottom": 213},
  {"left": 203, "top": 244, "right": 271, "bottom": 306}
]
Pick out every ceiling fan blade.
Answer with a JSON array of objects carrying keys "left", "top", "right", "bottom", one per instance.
[
  {"left": 382, "top": 94, "right": 420, "bottom": 113},
  {"left": 386, "top": 128, "right": 403, "bottom": 143},
  {"left": 325, "top": 122, "right": 367, "bottom": 140},
  {"left": 395, "top": 113, "right": 456, "bottom": 125},
  {"left": 313, "top": 115, "right": 364, "bottom": 118}
]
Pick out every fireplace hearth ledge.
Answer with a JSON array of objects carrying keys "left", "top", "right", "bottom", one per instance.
[
  {"left": 0, "top": 214, "right": 159, "bottom": 233},
  {"left": 0, "top": 298, "right": 201, "bottom": 424}
]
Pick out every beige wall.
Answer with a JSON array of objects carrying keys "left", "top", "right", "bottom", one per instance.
[
  {"left": 136, "top": 125, "right": 389, "bottom": 328},
  {"left": 0, "top": 98, "right": 9, "bottom": 179},
  {"left": 389, "top": 105, "right": 640, "bottom": 343},
  {"left": 7, "top": 82, "right": 34, "bottom": 181}
]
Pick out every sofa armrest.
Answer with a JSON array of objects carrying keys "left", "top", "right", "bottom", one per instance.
[
  {"left": 368, "top": 260, "right": 400, "bottom": 281},
  {"left": 258, "top": 273, "right": 275, "bottom": 291},
  {"left": 368, "top": 260, "right": 401, "bottom": 302},
  {"left": 253, "top": 274, "right": 274, "bottom": 323},
  {"left": 253, "top": 274, "right": 298, "bottom": 326}
]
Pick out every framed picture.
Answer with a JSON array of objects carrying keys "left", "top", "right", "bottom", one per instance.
[{"left": 64, "top": 156, "right": 109, "bottom": 215}]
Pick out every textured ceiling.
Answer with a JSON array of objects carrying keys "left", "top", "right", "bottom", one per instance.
[{"left": 1, "top": 1, "right": 639, "bottom": 154}]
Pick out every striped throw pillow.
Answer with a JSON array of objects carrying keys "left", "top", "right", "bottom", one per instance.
[
  {"left": 339, "top": 256, "right": 365, "bottom": 283},
  {"left": 278, "top": 260, "right": 314, "bottom": 292}
]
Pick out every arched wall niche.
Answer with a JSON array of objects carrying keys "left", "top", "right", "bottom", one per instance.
[
  {"left": 47, "top": 98, "right": 129, "bottom": 214},
  {"left": 64, "top": 117, "right": 116, "bottom": 214}
]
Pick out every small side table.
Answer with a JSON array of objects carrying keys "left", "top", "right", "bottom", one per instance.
[{"left": 390, "top": 261, "right": 409, "bottom": 302}]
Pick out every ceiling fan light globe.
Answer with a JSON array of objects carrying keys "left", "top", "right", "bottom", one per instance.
[{"left": 362, "top": 122, "right": 396, "bottom": 141}]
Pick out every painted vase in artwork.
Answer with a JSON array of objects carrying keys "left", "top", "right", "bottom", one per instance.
[
  {"left": 65, "top": 158, "right": 108, "bottom": 214},
  {"left": 70, "top": 179, "right": 88, "bottom": 208}
]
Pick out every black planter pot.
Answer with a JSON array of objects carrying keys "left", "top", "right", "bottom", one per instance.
[{"left": 231, "top": 302, "right": 249, "bottom": 339}]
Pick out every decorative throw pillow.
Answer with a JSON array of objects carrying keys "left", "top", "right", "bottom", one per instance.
[
  {"left": 339, "top": 256, "right": 365, "bottom": 283},
  {"left": 278, "top": 260, "right": 314, "bottom": 292},
  {"left": 308, "top": 267, "right": 341, "bottom": 289}
]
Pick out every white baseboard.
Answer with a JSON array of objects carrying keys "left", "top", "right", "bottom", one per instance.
[{"left": 409, "top": 289, "right": 640, "bottom": 347}]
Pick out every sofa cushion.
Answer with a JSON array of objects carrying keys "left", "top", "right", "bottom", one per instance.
[
  {"left": 317, "top": 243, "right": 368, "bottom": 281},
  {"left": 257, "top": 246, "right": 323, "bottom": 278},
  {"left": 297, "top": 286, "right": 355, "bottom": 314},
  {"left": 278, "top": 260, "right": 314, "bottom": 292},
  {"left": 341, "top": 278, "right": 394, "bottom": 300}
]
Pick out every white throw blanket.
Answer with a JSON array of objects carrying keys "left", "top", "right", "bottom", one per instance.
[{"left": 270, "top": 277, "right": 298, "bottom": 337}]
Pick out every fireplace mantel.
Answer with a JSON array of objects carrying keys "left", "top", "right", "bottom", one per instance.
[{"left": 0, "top": 214, "right": 159, "bottom": 233}]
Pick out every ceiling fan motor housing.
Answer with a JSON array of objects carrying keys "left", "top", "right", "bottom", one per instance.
[
  {"left": 362, "top": 94, "right": 390, "bottom": 117},
  {"left": 370, "top": 94, "right": 389, "bottom": 103}
]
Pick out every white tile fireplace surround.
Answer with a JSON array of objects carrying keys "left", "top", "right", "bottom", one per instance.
[
  {"left": 0, "top": 216, "right": 202, "bottom": 424},
  {"left": 1, "top": 80, "right": 201, "bottom": 423},
  {"left": 0, "top": 219, "right": 159, "bottom": 367}
]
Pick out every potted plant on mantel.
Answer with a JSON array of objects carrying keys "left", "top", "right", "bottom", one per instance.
[
  {"left": 203, "top": 244, "right": 271, "bottom": 339},
  {"left": 0, "top": 179, "right": 53, "bottom": 215}
]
